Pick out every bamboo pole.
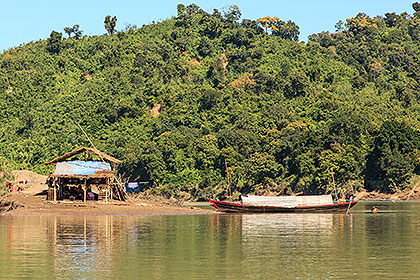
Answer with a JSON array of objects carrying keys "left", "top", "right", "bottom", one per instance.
[
  {"left": 225, "top": 158, "right": 231, "bottom": 198},
  {"left": 331, "top": 168, "right": 338, "bottom": 200},
  {"left": 77, "top": 123, "right": 128, "bottom": 202},
  {"left": 346, "top": 200, "right": 352, "bottom": 216}
]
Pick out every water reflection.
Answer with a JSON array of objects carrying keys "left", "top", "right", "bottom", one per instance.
[
  {"left": 1, "top": 203, "right": 420, "bottom": 279},
  {"left": 241, "top": 214, "right": 333, "bottom": 237}
]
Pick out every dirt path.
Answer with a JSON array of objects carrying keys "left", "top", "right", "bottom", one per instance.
[{"left": 1, "top": 170, "right": 215, "bottom": 216}]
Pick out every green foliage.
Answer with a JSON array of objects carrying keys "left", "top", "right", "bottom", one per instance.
[
  {"left": 258, "top": 16, "right": 300, "bottom": 41},
  {"left": 2, "top": 4, "right": 420, "bottom": 199},
  {"left": 46, "top": 31, "right": 62, "bottom": 54},
  {"left": 64, "top": 24, "right": 83, "bottom": 39},
  {"left": 272, "top": 20, "right": 300, "bottom": 41},
  {"left": 104, "top": 15, "right": 117, "bottom": 35},
  {"left": 284, "top": 72, "right": 310, "bottom": 98},
  {"left": 413, "top": 2, "right": 420, "bottom": 17},
  {"left": 0, "top": 164, "right": 13, "bottom": 195},
  {"left": 365, "top": 121, "right": 420, "bottom": 192},
  {"left": 223, "top": 5, "right": 241, "bottom": 23}
]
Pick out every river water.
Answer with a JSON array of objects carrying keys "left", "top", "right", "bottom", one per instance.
[{"left": 0, "top": 202, "right": 419, "bottom": 279}]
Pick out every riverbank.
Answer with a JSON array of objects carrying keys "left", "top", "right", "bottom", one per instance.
[
  {"left": 0, "top": 192, "right": 215, "bottom": 216},
  {"left": 355, "top": 185, "right": 420, "bottom": 201},
  {"left": 3, "top": 170, "right": 420, "bottom": 215},
  {"left": 0, "top": 170, "right": 215, "bottom": 216}
]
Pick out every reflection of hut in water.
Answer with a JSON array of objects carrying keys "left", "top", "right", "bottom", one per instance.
[{"left": 44, "top": 147, "right": 125, "bottom": 202}]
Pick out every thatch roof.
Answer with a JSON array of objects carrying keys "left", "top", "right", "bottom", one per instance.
[{"left": 44, "top": 147, "right": 122, "bottom": 165}]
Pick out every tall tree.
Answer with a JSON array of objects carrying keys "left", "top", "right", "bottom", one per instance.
[
  {"left": 413, "top": 2, "right": 420, "bottom": 17},
  {"left": 223, "top": 5, "right": 241, "bottom": 23},
  {"left": 177, "top": 4, "right": 186, "bottom": 17},
  {"left": 46, "top": 30, "right": 62, "bottom": 54},
  {"left": 258, "top": 16, "right": 300, "bottom": 41},
  {"left": 104, "top": 15, "right": 117, "bottom": 35},
  {"left": 64, "top": 24, "right": 83, "bottom": 39},
  {"left": 273, "top": 19, "right": 300, "bottom": 41}
]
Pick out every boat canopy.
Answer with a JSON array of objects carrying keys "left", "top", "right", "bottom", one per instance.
[{"left": 241, "top": 195, "right": 333, "bottom": 208}]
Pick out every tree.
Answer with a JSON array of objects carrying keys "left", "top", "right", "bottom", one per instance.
[
  {"left": 248, "top": 152, "right": 279, "bottom": 184},
  {"left": 365, "top": 121, "right": 420, "bottom": 192},
  {"left": 104, "top": 15, "right": 117, "bottom": 35},
  {"left": 64, "top": 24, "right": 83, "bottom": 39},
  {"left": 284, "top": 72, "right": 310, "bottom": 97},
  {"left": 212, "top": 9, "right": 222, "bottom": 18},
  {"left": 413, "top": 2, "right": 420, "bottom": 17},
  {"left": 272, "top": 20, "right": 300, "bottom": 41},
  {"left": 258, "top": 16, "right": 300, "bottom": 41},
  {"left": 223, "top": 5, "right": 241, "bottom": 23},
  {"left": 346, "top": 13, "right": 379, "bottom": 36},
  {"left": 46, "top": 30, "right": 62, "bottom": 54},
  {"left": 64, "top": 27, "right": 72, "bottom": 38},
  {"left": 177, "top": 4, "right": 186, "bottom": 17},
  {"left": 258, "top": 16, "right": 280, "bottom": 33},
  {"left": 384, "top": 13, "right": 401, "bottom": 27},
  {"left": 335, "top": 20, "right": 346, "bottom": 32},
  {"left": 186, "top": 4, "right": 200, "bottom": 15}
]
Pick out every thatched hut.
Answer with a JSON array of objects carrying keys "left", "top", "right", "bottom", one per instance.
[{"left": 44, "top": 147, "right": 125, "bottom": 202}]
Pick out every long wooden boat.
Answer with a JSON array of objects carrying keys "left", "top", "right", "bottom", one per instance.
[{"left": 208, "top": 198, "right": 358, "bottom": 213}]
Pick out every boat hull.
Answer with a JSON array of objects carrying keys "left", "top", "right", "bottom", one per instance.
[{"left": 208, "top": 199, "right": 358, "bottom": 213}]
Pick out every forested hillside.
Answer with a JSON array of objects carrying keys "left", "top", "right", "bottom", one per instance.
[{"left": 1, "top": 3, "right": 420, "bottom": 200}]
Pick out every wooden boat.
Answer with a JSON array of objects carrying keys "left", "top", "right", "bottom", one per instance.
[{"left": 208, "top": 195, "right": 358, "bottom": 213}]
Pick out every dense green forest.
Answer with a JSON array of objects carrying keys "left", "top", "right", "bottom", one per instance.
[{"left": 1, "top": 3, "right": 420, "bottom": 200}]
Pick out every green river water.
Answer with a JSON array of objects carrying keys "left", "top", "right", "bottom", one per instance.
[{"left": 0, "top": 202, "right": 419, "bottom": 279}]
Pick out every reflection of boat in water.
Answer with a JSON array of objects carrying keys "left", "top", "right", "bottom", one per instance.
[
  {"left": 241, "top": 213, "right": 333, "bottom": 237},
  {"left": 209, "top": 195, "right": 358, "bottom": 213}
]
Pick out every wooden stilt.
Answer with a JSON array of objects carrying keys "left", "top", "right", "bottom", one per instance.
[{"left": 53, "top": 184, "right": 57, "bottom": 202}]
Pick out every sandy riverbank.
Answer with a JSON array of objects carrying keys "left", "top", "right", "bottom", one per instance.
[
  {"left": 0, "top": 170, "right": 215, "bottom": 216},
  {"left": 0, "top": 193, "right": 215, "bottom": 216}
]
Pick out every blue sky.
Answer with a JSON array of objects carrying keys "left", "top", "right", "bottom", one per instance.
[{"left": 0, "top": 0, "right": 416, "bottom": 52}]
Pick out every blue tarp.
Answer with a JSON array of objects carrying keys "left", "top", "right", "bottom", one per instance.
[
  {"left": 125, "top": 182, "right": 149, "bottom": 193},
  {"left": 125, "top": 182, "right": 140, "bottom": 193},
  {"left": 54, "top": 161, "right": 111, "bottom": 176}
]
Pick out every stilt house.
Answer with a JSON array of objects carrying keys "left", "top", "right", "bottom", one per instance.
[{"left": 44, "top": 147, "right": 124, "bottom": 202}]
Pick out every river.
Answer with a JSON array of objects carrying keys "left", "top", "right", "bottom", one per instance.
[{"left": 0, "top": 202, "right": 419, "bottom": 279}]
